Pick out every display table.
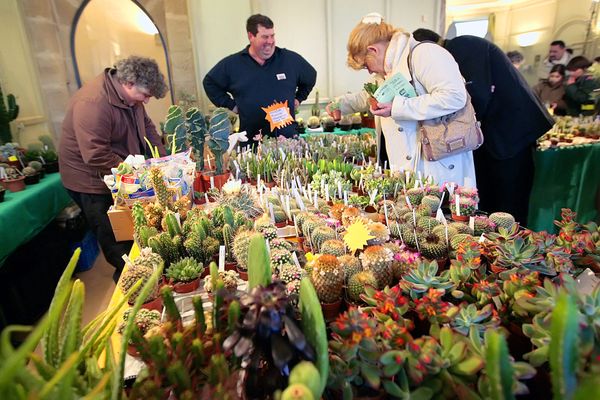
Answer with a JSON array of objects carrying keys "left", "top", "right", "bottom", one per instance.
[
  {"left": 0, "top": 173, "right": 71, "bottom": 264},
  {"left": 300, "top": 127, "right": 375, "bottom": 138},
  {"left": 528, "top": 143, "right": 600, "bottom": 232}
]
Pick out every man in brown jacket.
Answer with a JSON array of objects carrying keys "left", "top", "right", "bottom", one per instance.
[{"left": 59, "top": 56, "right": 167, "bottom": 282}]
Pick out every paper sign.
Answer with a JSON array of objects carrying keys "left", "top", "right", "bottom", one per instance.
[
  {"left": 262, "top": 100, "right": 294, "bottom": 132},
  {"left": 438, "top": 191, "right": 445, "bottom": 210},
  {"left": 219, "top": 246, "right": 225, "bottom": 272},
  {"left": 369, "top": 189, "right": 378, "bottom": 205},
  {"left": 337, "top": 181, "right": 342, "bottom": 199},
  {"left": 374, "top": 72, "right": 417, "bottom": 103}
]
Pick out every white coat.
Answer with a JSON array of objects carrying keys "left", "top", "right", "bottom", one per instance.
[{"left": 336, "top": 32, "right": 477, "bottom": 188}]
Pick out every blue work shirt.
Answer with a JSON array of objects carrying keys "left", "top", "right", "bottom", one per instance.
[{"left": 203, "top": 45, "right": 316, "bottom": 142}]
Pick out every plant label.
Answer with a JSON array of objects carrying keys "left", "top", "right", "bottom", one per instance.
[{"left": 219, "top": 245, "right": 225, "bottom": 272}]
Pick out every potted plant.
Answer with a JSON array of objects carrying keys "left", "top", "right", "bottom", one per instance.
[
  {"left": 329, "top": 101, "right": 342, "bottom": 122},
  {"left": 450, "top": 195, "right": 477, "bottom": 222},
  {"left": 321, "top": 115, "right": 335, "bottom": 132},
  {"left": 310, "top": 254, "right": 344, "bottom": 320},
  {"left": 0, "top": 166, "right": 25, "bottom": 192},
  {"left": 165, "top": 256, "right": 204, "bottom": 293},
  {"left": 339, "top": 114, "right": 353, "bottom": 131},
  {"left": 364, "top": 82, "right": 380, "bottom": 110},
  {"left": 119, "top": 263, "right": 162, "bottom": 311},
  {"left": 41, "top": 149, "right": 59, "bottom": 173},
  {"left": 27, "top": 160, "right": 44, "bottom": 179},
  {"left": 232, "top": 229, "right": 262, "bottom": 280},
  {"left": 22, "top": 166, "right": 40, "bottom": 185},
  {"left": 0, "top": 83, "right": 19, "bottom": 144},
  {"left": 351, "top": 112, "right": 363, "bottom": 130},
  {"left": 117, "top": 308, "right": 161, "bottom": 357},
  {"left": 202, "top": 108, "right": 231, "bottom": 190}
]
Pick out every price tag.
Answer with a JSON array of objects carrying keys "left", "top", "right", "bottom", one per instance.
[
  {"left": 405, "top": 170, "right": 410, "bottom": 185},
  {"left": 210, "top": 176, "right": 215, "bottom": 189},
  {"left": 337, "top": 181, "right": 342, "bottom": 199},
  {"left": 435, "top": 208, "right": 446, "bottom": 223},
  {"left": 405, "top": 195, "right": 412, "bottom": 209},
  {"left": 438, "top": 191, "right": 445, "bottom": 210},
  {"left": 269, "top": 203, "right": 275, "bottom": 223},
  {"left": 383, "top": 160, "right": 388, "bottom": 171},
  {"left": 293, "top": 215, "right": 299, "bottom": 237},
  {"left": 313, "top": 192, "right": 318, "bottom": 208},
  {"left": 469, "top": 216, "right": 475, "bottom": 233},
  {"left": 343, "top": 191, "right": 348, "bottom": 206},
  {"left": 325, "top": 184, "right": 330, "bottom": 202},
  {"left": 219, "top": 245, "right": 225, "bottom": 272},
  {"left": 384, "top": 203, "right": 389, "bottom": 226},
  {"left": 394, "top": 183, "right": 399, "bottom": 197},
  {"left": 412, "top": 208, "right": 417, "bottom": 226},
  {"left": 204, "top": 193, "right": 210, "bottom": 204}
]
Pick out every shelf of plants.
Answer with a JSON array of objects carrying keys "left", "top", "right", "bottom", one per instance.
[{"left": 1, "top": 106, "right": 600, "bottom": 399}]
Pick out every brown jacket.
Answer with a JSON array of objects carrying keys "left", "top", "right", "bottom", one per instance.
[
  {"left": 59, "top": 69, "right": 166, "bottom": 194},
  {"left": 532, "top": 80, "right": 567, "bottom": 115}
]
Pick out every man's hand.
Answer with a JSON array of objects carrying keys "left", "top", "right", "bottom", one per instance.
[
  {"left": 371, "top": 102, "right": 392, "bottom": 117},
  {"left": 325, "top": 102, "right": 333, "bottom": 117},
  {"left": 294, "top": 99, "right": 300, "bottom": 109}
]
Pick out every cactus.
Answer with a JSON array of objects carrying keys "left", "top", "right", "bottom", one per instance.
[
  {"left": 206, "top": 108, "right": 231, "bottom": 175},
  {"left": 222, "top": 223, "right": 235, "bottom": 262},
  {"left": 338, "top": 254, "right": 362, "bottom": 282},
  {"left": 270, "top": 248, "right": 294, "bottom": 271},
  {"left": 270, "top": 238, "right": 293, "bottom": 252},
  {"left": 183, "top": 222, "right": 219, "bottom": 266},
  {"left": 421, "top": 194, "right": 441, "bottom": 211},
  {"left": 406, "top": 187, "right": 424, "bottom": 206},
  {"left": 418, "top": 231, "right": 448, "bottom": 261},
  {"left": 28, "top": 160, "right": 43, "bottom": 171},
  {"left": 280, "top": 264, "right": 305, "bottom": 284},
  {"left": 360, "top": 245, "right": 394, "bottom": 289},
  {"left": 549, "top": 292, "right": 579, "bottom": 400},
  {"left": 449, "top": 222, "right": 472, "bottom": 234},
  {"left": 149, "top": 167, "right": 171, "bottom": 210},
  {"left": 144, "top": 202, "right": 164, "bottom": 229},
  {"left": 232, "top": 229, "right": 260, "bottom": 271},
  {"left": 367, "top": 222, "right": 390, "bottom": 245},
  {"left": 148, "top": 232, "right": 181, "bottom": 267},
  {"left": 484, "top": 330, "right": 515, "bottom": 400},
  {"left": 137, "top": 226, "right": 159, "bottom": 248},
  {"left": 310, "top": 254, "right": 343, "bottom": 304},
  {"left": 489, "top": 212, "right": 516, "bottom": 231},
  {"left": 320, "top": 239, "right": 346, "bottom": 256},
  {"left": 247, "top": 234, "right": 271, "bottom": 289},
  {"left": 165, "top": 257, "right": 203, "bottom": 283},
  {"left": 0, "top": 83, "right": 19, "bottom": 144},
  {"left": 22, "top": 166, "right": 36, "bottom": 176},
  {"left": 162, "top": 105, "right": 188, "bottom": 155},
  {"left": 474, "top": 216, "right": 496, "bottom": 236},
  {"left": 133, "top": 247, "right": 164, "bottom": 270},
  {"left": 187, "top": 107, "right": 207, "bottom": 171},
  {"left": 310, "top": 225, "right": 337, "bottom": 252},
  {"left": 450, "top": 233, "right": 474, "bottom": 252},
  {"left": 119, "top": 264, "right": 159, "bottom": 304},
  {"left": 347, "top": 270, "right": 377, "bottom": 302},
  {"left": 416, "top": 216, "right": 441, "bottom": 233},
  {"left": 162, "top": 211, "right": 182, "bottom": 238}
]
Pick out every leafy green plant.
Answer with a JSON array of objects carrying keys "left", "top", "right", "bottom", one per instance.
[{"left": 165, "top": 256, "right": 203, "bottom": 283}]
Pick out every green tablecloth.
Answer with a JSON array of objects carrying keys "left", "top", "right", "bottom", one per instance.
[
  {"left": 300, "top": 127, "right": 375, "bottom": 138},
  {"left": 0, "top": 173, "right": 71, "bottom": 263},
  {"left": 528, "top": 143, "right": 600, "bottom": 232}
]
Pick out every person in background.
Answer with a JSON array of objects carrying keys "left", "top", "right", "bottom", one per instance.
[
  {"left": 538, "top": 40, "right": 572, "bottom": 81},
  {"left": 564, "top": 55, "right": 599, "bottom": 116},
  {"left": 412, "top": 28, "right": 554, "bottom": 224},
  {"left": 532, "top": 64, "right": 567, "bottom": 116},
  {"left": 328, "top": 14, "right": 476, "bottom": 187},
  {"left": 507, "top": 50, "right": 524, "bottom": 70},
  {"left": 203, "top": 14, "right": 316, "bottom": 145},
  {"left": 59, "top": 56, "right": 168, "bottom": 283}
]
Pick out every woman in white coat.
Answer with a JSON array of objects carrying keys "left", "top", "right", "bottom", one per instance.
[{"left": 334, "top": 13, "right": 476, "bottom": 187}]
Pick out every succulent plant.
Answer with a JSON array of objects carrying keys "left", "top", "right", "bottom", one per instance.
[
  {"left": 22, "top": 166, "right": 37, "bottom": 176},
  {"left": 450, "top": 233, "right": 475, "bottom": 252},
  {"left": 310, "top": 225, "right": 337, "bottom": 252},
  {"left": 232, "top": 229, "right": 261, "bottom": 271},
  {"left": 203, "top": 270, "right": 240, "bottom": 292},
  {"left": 399, "top": 260, "right": 454, "bottom": 300},
  {"left": 270, "top": 248, "right": 294, "bottom": 271},
  {"left": 406, "top": 187, "right": 424, "bottom": 206},
  {"left": 118, "top": 308, "right": 161, "bottom": 337},
  {"left": 165, "top": 257, "right": 203, "bottom": 283},
  {"left": 473, "top": 216, "right": 496, "bottom": 236},
  {"left": 417, "top": 231, "right": 448, "bottom": 261},
  {"left": 341, "top": 206, "right": 361, "bottom": 227},
  {"left": 359, "top": 245, "right": 394, "bottom": 289},
  {"left": 416, "top": 216, "right": 441, "bottom": 233},
  {"left": 388, "top": 243, "right": 421, "bottom": 280},
  {"left": 320, "top": 239, "right": 346, "bottom": 256},
  {"left": 367, "top": 222, "right": 390, "bottom": 245},
  {"left": 269, "top": 238, "right": 293, "bottom": 252},
  {"left": 222, "top": 282, "right": 315, "bottom": 398},
  {"left": 493, "top": 237, "right": 554, "bottom": 275},
  {"left": 449, "top": 221, "right": 472, "bottom": 235},
  {"left": 133, "top": 247, "right": 164, "bottom": 270},
  {"left": 338, "top": 254, "right": 362, "bottom": 282},
  {"left": 347, "top": 270, "right": 377, "bottom": 303},
  {"left": 421, "top": 194, "right": 441, "bottom": 211},
  {"left": 310, "top": 254, "right": 344, "bottom": 304},
  {"left": 210, "top": 184, "right": 263, "bottom": 219},
  {"left": 149, "top": 167, "right": 172, "bottom": 210},
  {"left": 119, "top": 263, "right": 159, "bottom": 304},
  {"left": 448, "top": 303, "right": 500, "bottom": 338},
  {"left": 143, "top": 202, "right": 164, "bottom": 230},
  {"left": 279, "top": 264, "right": 305, "bottom": 284},
  {"left": 489, "top": 212, "right": 516, "bottom": 231}
]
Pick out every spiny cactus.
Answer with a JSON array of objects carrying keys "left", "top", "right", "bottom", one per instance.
[
  {"left": 347, "top": 270, "right": 377, "bottom": 303},
  {"left": 279, "top": 264, "right": 305, "bottom": 284},
  {"left": 183, "top": 221, "right": 219, "bottom": 266},
  {"left": 406, "top": 187, "right": 424, "bottom": 206},
  {"left": 149, "top": 167, "right": 172, "bottom": 210},
  {"left": 489, "top": 212, "right": 516, "bottom": 231},
  {"left": 338, "top": 254, "right": 362, "bottom": 282},
  {"left": 119, "top": 264, "right": 159, "bottom": 304},
  {"left": 232, "top": 229, "right": 261, "bottom": 271},
  {"left": 310, "top": 254, "right": 343, "bottom": 304},
  {"left": 320, "top": 239, "right": 346, "bottom": 257},
  {"left": 418, "top": 231, "right": 448, "bottom": 261},
  {"left": 144, "top": 201, "right": 164, "bottom": 229},
  {"left": 421, "top": 194, "right": 441, "bottom": 211},
  {"left": 310, "top": 225, "right": 337, "bottom": 252},
  {"left": 474, "top": 216, "right": 496, "bottom": 236},
  {"left": 359, "top": 245, "right": 394, "bottom": 289},
  {"left": 367, "top": 222, "right": 390, "bottom": 245},
  {"left": 148, "top": 232, "right": 182, "bottom": 267},
  {"left": 206, "top": 108, "right": 231, "bottom": 175}
]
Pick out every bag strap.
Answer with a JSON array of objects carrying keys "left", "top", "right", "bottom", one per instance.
[{"left": 407, "top": 41, "right": 435, "bottom": 93}]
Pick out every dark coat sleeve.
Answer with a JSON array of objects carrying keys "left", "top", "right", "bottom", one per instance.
[
  {"left": 293, "top": 54, "right": 317, "bottom": 103},
  {"left": 203, "top": 58, "right": 237, "bottom": 111},
  {"left": 565, "top": 76, "right": 597, "bottom": 103}
]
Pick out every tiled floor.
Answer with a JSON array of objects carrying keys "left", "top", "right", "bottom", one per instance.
[{"left": 75, "top": 251, "right": 116, "bottom": 326}]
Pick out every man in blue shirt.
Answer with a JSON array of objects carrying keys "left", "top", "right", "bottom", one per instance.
[{"left": 203, "top": 14, "right": 316, "bottom": 145}]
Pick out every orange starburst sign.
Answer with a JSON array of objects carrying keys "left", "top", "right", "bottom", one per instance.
[{"left": 262, "top": 100, "right": 294, "bottom": 132}]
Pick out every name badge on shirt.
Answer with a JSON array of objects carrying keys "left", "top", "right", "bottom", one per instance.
[{"left": 276, "top": 73, "right": 287, "bottom": 80}]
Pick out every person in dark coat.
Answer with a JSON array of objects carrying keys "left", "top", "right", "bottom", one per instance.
[
  {"left": 564, "top": 56, "right": 599, "bottom": 116},
  {"left": 413, "top": 29, "right": 554, "bottom": 224}
]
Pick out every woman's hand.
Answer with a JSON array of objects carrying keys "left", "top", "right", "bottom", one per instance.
[{"left": 371, "top": 102, "right": 392, "bottom": 117}]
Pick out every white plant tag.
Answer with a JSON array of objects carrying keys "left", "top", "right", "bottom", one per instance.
[
  {"left": 438, "top": 191, "right": 445, "bottom": 210},
  {"left": 292, "top": 252, "right": 301, "bottom": 268},
  {"left": 219, "top": 245, "right": 225, "bottom": 272},
  {"left": 325, "top": 184, "right": 330, "bottom": 202},
  {"left": 455, "top": 194, "right": 461, "bottom": 216},
  {"left": 210, "top": 176, "right": 215, "bottom": 189},
  {"left": 269, "top": 203, "right": 275, "bottom": 223},
  {"left": 369, "top": 189, "right": 378, "bottom": 205},
  {"left": 204, "top": 193, "right": 210, "bottom": 204},
  {"left": 344, "top": 191, "right": 348, "bottom": 206},
  {"left": 337, "top": 181, "right": 342, "bottom": 198},
  {"left": 384, "top": 204, "right": 389, "bottom": 226},
  {"left": 435, "top": 208, "right": 446, "bottom": 223},
  {"left": 293, "top": 215, "right": 299, "bottom": 237},
  {"left": 383, "top": 160, "right": 388, "bottom": 171},
  {"left": 469, "top": 216, "right": 475, "bottom": 233}
]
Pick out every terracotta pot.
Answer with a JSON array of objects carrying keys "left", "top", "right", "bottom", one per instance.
[
  {"left": 127, "top": 344, "right": 140, "bottom": 358},
  {"left": 200, "top": 267, "right": 210, "bottom": 279},
  {"left": 24, "top": 173, "right": 40, "bottom": 185},
  {"left": 368, "top": 97, "right": 379, "bottom": 110},
  {"left": 332, "top": 109, "right": 342, "bottom": 122},
  {"left": 451, "top": 214, "right": 470, "bottom": 222},
  {"left": 364, "top": 205, "right": 377, "bottom": 213},
  {"left": 193, "top": 171, "right": 204, "bottom": 203},
  {"left": 362, "top": 115, "right": 375, "bottom": 129},
  {"left": 1, "top": 176, "right": 26, "bottom": 192},
  {"left": 321, "top": 299, "right": 343, "bottom": 321},
  {"left": 139, "top": 296, "right": 163, "bottom": 312},
  {"left": 172, "top": 277, "right": 200, "bottom": 293},
  {"left": 225, "top": 261, "right": 237, "bottom": 271},
  {"left": 265, "top": 181, "right": 277, "bottom": 189},
  {"left": 275, "top": 221, "right": 287, "bottom": 228},
  {"left": 237, "top": 266, "right": 248, "bottom": 280},
  {"left": 201, "top": 171, "right": 230, "bottom": 191}
]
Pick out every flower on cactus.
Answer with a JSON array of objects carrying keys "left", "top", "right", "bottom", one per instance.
[{"left": 221, "top": 179, "right": 242, "bottom": 195}]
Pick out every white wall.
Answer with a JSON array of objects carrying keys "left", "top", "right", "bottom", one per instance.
[
  {"left": 189, "top": 0, "right": 443, "bottom": 119},
  {"left": 0, "top": 0, "right": 52, "bottom": 146}
]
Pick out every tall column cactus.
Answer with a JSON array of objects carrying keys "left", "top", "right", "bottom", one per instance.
[
  {"left": 0, "top": 83, "right": 19, "bottom": 144},
  {"left": 207, "top": 108, "right": 231, "bottom": 175},
  {"left": 186, "top": 107, "right": 206, "bottom": 172}
]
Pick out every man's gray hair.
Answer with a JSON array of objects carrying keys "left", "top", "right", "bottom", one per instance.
[{"left": 115, "top": 56, "right": 168, "bottom": 99}]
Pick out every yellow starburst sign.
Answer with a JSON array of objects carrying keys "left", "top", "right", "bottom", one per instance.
[
  {"left": 262, "top": 100, "right": 294, "bottom": 132},
  {"left": 343, "top": 219, "right": 374, "bottom": 255}
]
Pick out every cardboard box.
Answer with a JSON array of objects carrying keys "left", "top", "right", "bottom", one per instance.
[{"left": 107, "top": 205, "right": 134, "bottom": 242}]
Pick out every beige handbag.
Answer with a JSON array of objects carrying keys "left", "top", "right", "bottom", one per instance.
[{"left": 408, "top": 42, "right": 484, "bottom": 161}]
